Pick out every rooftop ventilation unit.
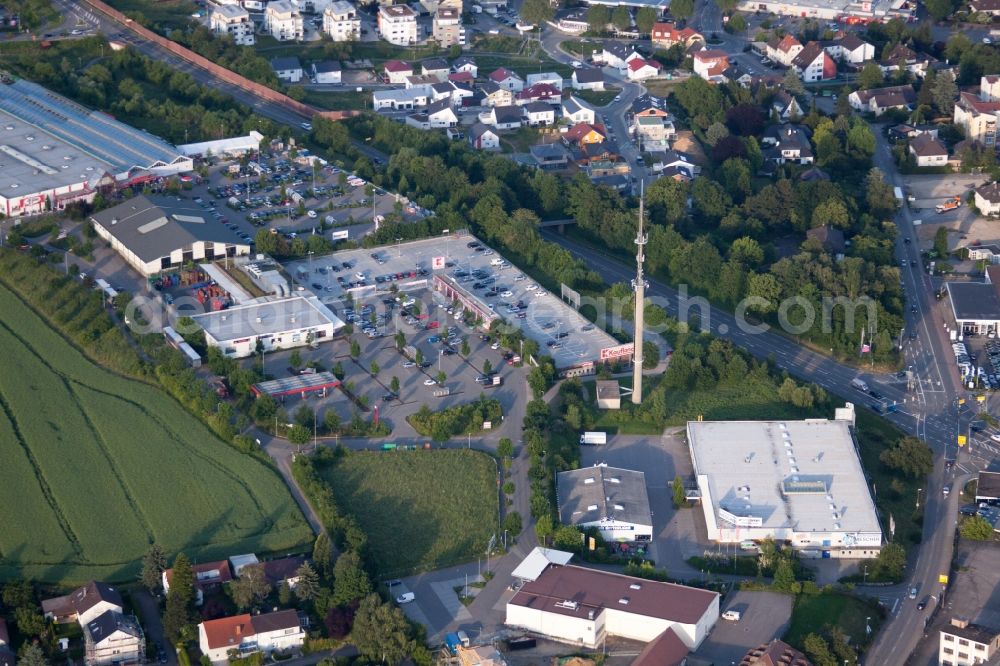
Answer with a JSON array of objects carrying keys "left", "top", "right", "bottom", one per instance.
[
  {"left": 584, "top": 477, "right": 595, "bottom": 484},
  {"left": 629, "top": 583, "right": 641, "bottom": 590},
  {"left": 618, "top": 597, "right": 629, "bottom": 605}
]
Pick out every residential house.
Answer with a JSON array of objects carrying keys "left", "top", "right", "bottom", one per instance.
[
  {"left": 469, "top": 123, "right": 500, "bottom": 150},
  {"left": 740, "top": 639, "right": 812, "bottom": 666},
  {"left": 421, "top": 57, "right": 451, "bottom": 81},
  {"left": 530, "top": 142, "right": 570, "bottom": 169},
  {"left": 84, "top": 611, "right": 144, "bottom": 666},
  {"left": 633, "top": 115, "right": 674, "bottom": 150},
  {"left": 0, "top": 620, "right": 13, "bottom": 666},
  {"left": 970, "top": 0, "right": 1000, "bottom": 13},
  {"left": 660, "top": 165, "right": 694, "bottom": 182},
  {"left": 771, "top": 90, "right": 803, "bottom": 121},
  {"left": 888, "top": 123, "right": 938, "bottom": 141},
  {"left": 983, "top": 74, "right": 1000, "bottom": 101},
  {"left": 515, "top": 83, "right": 561, "bottom": 106},
  {"left": 724, "top": 64, "right": 755, "bottom": 87},
  {"left": 600, "top": 42, "right": 642, "bottom": 69},
  {"left": 378, "top": 4, "right": 418, "bottom": 45},
  {"left": 650, "top": 22, "right": 703, "bottom": 49},
  {"left": 954, "top": 91, "right": 1000, "bottom": 146},
  {"left": 564, "top": 122, "right": 607, "bottom": 146},
  {"left": 489, "top": 105, "right": 522, "bottom": 130},
  {"left": 163, "top": 560, "right": 232, "bottom": 606},
  {"left": 909, "top": 133, "right": 948, "bottom": 167},
  {"left": 407, "top": 98, "right": 458, "bottom": 128},
  {"left": 766, "top": 34, "right": 803, "bottom": 66},
  {"left": 312, "top": 60, "right": 342, "bottom": 84},
  {"left": 939, "top": 618, "right": 1000, "bottom": 666},
  {"left": 481, "top": 81, "right": 515, "bottom": 107},
  {"left": 832, "top": 32, "right": 874, "bottom": 64},
  {"left": 966, "top": 243, "right": 1000, "bottom": 262},
  {"left": 562, "top": 95, "right": 596, "bottom": 124},
  {"left": 848, "top": 84, "right": 916, "bottom": 116},
  {"left": 489, "top": 68, "right": 524, "bottom": 92},
  {"left": 627, "top": 58, "right": 661, "bottom": 81},
  {"left": 762, "top": 125, "right": 814, "bottom": 167},
  {"left": 448, "top": 71, "right": 475, "bottom": 85},
  {"left": 975, "top": 182, "right": 1000, "bottom": 215},
  {"left": 806, "top": 225, "right": 846, "bottom": 255},
  {"left": 264, "top": 0, "right": 303, "bottom": 41},
  {"left": 432, "top": 7, "right": 465, "bottom": 47},
  {"left": 210, "top": 4, "right": 255, "bottom": 46},
  {"left": 792, "top": 41, "right": 836, "bottom": 82},
  {"left": 322, "top": 0, "right": 360, "bottom": 41},
  {"left": 406, "top": 74, "right": 440, "bottom": 89},
  {"left": 383, "top": 60, "right": 413, "bottom": 84},
  {"left": 270, "top": 57, "right": 303, "bottom": 83},
  {"left": 799, "top": 166, "right": 830, "bottom": 182},
  {"left": 526, "top": 72, "right": 564, "bottom": 91},
  {"left": 692, "top": 50, "right": 729, "bottom": 82},
  {"left": 372, "top": 86, "right": 430, "bottom": 110},
  {"left": 632, "top": 628, "right": 690, "bottom": 666},
  {"left": 43, "top": 582, "right": 123, "bottom": 626},
  {"left": 261, "top": 556, "right": 308, "bottom": 589},
  {"left": 880, "top": 43, "right": 931, "bottom": 78},
  {"left": 198, "top": 611, "right": 305, "bottom": 666},
  {"left": 453, "top": 56, "right": 478, "bottom": 78},
  {"left": 523, "top": 101, "right": 555, "bottom": 126},
  {"left": 630, "top": 93, "right": 668, "bottom": 118},
  {"left": 571, "top": 68, "right": 604, "bottom": 90},
  {"left": 654, "top": 149, "right": 699, "bottom": 177}
]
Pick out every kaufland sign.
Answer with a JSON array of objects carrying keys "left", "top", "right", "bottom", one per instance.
[{"left": 599, "top": 343, "right": 634, "bottom": 361}]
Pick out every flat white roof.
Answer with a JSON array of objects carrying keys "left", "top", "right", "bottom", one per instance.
[
  {"left": 192, "top": 295, "right": 344, "bottom": 342},
  {"left": 511, "top": 547, "right": 574, "bottom": 581},
  {"left": 688, "top": 418, "right": 881, "bottom": 537}
]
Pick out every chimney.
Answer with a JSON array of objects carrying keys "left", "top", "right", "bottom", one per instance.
[
  {"left": 235, "top": 624, "right": 243, "bottom": 635},
  {"left": 952, "top": 617, "right": 970, "bottom": 629}
]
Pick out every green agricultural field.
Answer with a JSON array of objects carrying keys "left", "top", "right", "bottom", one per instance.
[
  {"left": 0, "top": 284, "right": 313, "bottom": 584},
  {"left": 320, "top": 450, "right": 498, "bottom": 576}
]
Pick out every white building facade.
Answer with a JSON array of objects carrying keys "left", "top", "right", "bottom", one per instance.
[
  {"left": 323, "top": 1, "right": 360, "bottom": 41},
  {"left": 264, "top": 1, "right": 304, "bottom": 41},
  {"left": 210, "top": 5, "right": 255, "bottom": 45},
  {"left": 378, "top": 4, "right": 419, "bottom": 45}
]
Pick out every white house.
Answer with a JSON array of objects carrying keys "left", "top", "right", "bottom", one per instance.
[
  {"left": 199, "top": 611, "right": 304, "bottom": 666},
  {"left": 571, "top": 68, "right": 604, "bottom": 91},
  {"left": 692, "top": 50, "right": 729, "bottom": 82},
  {"left": 848, "top": 84, "right": 916, "bottom": 116},
  {"left": 163, "top": 560, "right": 233, "bottom": 606},
  {"left": 270, "top": 56, "right": 303, "bottom": 83},
  {"left": 765, "top": 34, "right": 803, "bottom": 66},
  {"left": 490, "top": 104, "right": 522, "bottom": 130},
  {"left": 84, "top": 612, "right": 144, "bottom": 666},
  {"left": 421, "top": 57, "right": 451, "bottom": 81},
  {"left": 312, "top": 60, "right": 342, "bottom": 84},
  {"left": 523, "top": 101, "right": 555, "bottom": 126},
  {"left": 939, "top": 619, "right": 1000, "bottom": 666},
  {"left": 831, "top": 33, "right": 874, "bottom": 64},
  {"left": 373, "top": 86, "right": 430, "bottom": 110},
  {"left": 323, "top": 0, "right": 360, "bottom": 41},
  {"left": 481, "top": 81, "right": 515, "bottom": 107},
  {"left": 771, "top": 91, "right": 803, "bottom": 121},
  {"left": 453, "top": 56, "right": 478, "bottom": 78},
  {"left": 908, "top": 133, "right": 948, "bottom": 167},
  {"left": 409, "top": 98, "right": 458, "bottom": 128},
  {"left": 264, "top": 0, "right": 303, "bottom": 41},
  {"left": 488, "top": 67, "right": 524, "bottom": 92},
  {"left": 42, "top": 582, "right": 123, "bottom": 627},
  {"left": 976, "top": 182, "right": 1000, "bottom": 216},
  {"left": 600, "top": 42, "right": 642, "bottom": 69},
  {"left": 791, "top": 42, "right": 836, "bottom": 82},
  {"left": 983, "top": 74, "right": 1000, "bottom": 102},
  {"left": 383, "top": 60, "right": 413, "bottom": 84},
  {"left": 526, "top": 72, "right": 564, "bottom": 91},
  {"left": 469, "top": 123, "right": 501, "bottom": 151},
  {"left": 378, "top": 4, "right": 418, "bottom": 45},
  {"left": 562, "top": 95, "right": 595, "bottom": 124},
  {"left": 627, "top": 58, "right": 661, "bottom": 81},
  {"left": 210, "top": 4, "right": 255, "bottom": 45}
]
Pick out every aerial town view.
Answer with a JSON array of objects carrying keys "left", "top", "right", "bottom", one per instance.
[{"left": 6, "top": 0, "right": 1000, "bottom": 663}]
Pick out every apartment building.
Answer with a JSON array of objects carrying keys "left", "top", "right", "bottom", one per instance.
[
  {"left": 954, "top": 91, "right": 1000, "bottom": 146},
  {"left": 378, "top": 4, "right": 419, "bottom": 45},
  {"left": 432, "top": 7, "right": 465, "bottom": 46},
  {"left": 940, "top": 618, "right": 1000, "bottom": 666},
  {"left": 323, "top": 0, "right": 360, "bottom": 41},
  {"left": 264, "top": 0, "right": 304, "bottom": 41},
  {"left": 210, "top": 4, "right": 255, "bottom": 46}
]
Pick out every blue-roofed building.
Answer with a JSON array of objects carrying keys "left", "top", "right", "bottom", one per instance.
[{"left": 0, "top": 78, "right": 192, "bottom": 217}]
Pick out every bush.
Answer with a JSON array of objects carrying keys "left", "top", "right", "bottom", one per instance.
[{"left": 408, "top": 396, "right": 503, "bottom": 440}]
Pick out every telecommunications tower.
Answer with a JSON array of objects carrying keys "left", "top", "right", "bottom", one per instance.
[{"left": 631, "top": 187, "right": 648, "bottom": 405}]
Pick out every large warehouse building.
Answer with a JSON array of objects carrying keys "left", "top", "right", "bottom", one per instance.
[
  {"left": 0, "top": 78, "right": 192, "bottom": 217},
  {"left": 192, "top": 296, "right": 344, "bottom": 358},
  {"left": 90, "top": 196, "right": 251, "bottom": 276},
  {"left": 557, "top": 464, "right": 653, "bottom": 543},
  {"left": 687, "top": 404, "right": 882, "bottom": 558},
  {"left": 506, "top": 556, "right": 719, "bottom": 652}
]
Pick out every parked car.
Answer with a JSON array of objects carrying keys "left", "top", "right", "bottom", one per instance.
[{"left": 396, "top": 592, "right": 415, "bottom": 604}]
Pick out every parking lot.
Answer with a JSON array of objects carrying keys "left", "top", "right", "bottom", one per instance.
[
  {"left": 692, "top": 591, "right": 794, "bottom": 666},
  {"left": 284, "top": 235, "right": 623, "bottom": 371},
  {"left": 579, "top": 430, "right": 705, "bottom": 576}
]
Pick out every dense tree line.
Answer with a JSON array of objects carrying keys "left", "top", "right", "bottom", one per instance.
[{"left": 409, "top": 396, "right": 503, "bottom": 440}]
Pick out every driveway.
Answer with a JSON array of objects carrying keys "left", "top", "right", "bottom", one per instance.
[{"left": 692, "top": 591, "right": 793, "bottom": 665}]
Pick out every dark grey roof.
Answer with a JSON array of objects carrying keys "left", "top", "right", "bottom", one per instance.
[
  {"left": 910, "top": 133, "right": 947, "bottom": 156},
  {"left": 557, "top": 465, "right": 652, "bottom": 528},
  {"left": 604, "top": 42, "right": 637, "bottom": 61},
  {"left": 978, "top": 182, "right": 1000, "bottom": 204},
  {"left": 942, "top": 622, "right": 1000, "bottom": 645},
  {"left": 426, "top": 97, "right": 455, "bottom": 116},
  {"left": 261, "top": 556, "right": 307, "bottom": 585},
  {"left": 480, "top": 81, "right": 502, "bottom": 95},
  {"left": 978, "top": 471, "right": 1000, "bottom": 499},
  {"left": 948, "top": 281, "right": 1000, "bottom": 321},
  {"left": 90, "top": 195, "right": 248, "bottom": 263},
  {"left": 573, "top": 68, "right": 604, "bottom": 83},
  {"left": 85, "top": 611, "right": 142, "bottom": 644},
  {"left": 0, "top": 649, "right": 12, "bottom": 666},
  {"left": 453, "top": 55, "right": 477, "bottom": 68},
  {"left": 422, "top": 57, "right": 449, "bottom": 71},
  {"left": 470, "top": 123, "right": 497, "bottom": 140},
  {"left": 313, "top": 60, "right": 341, "bottom": 73},
  {"left": 563, "top": 96, "right": 593, "bottom": 115},
  {"left": 431, "top": 81, "right": 454, "bottom": 94},
  {"left": 492, "top": 104, "right": 522, "bottom": 124},
  {"left": 660, "top": 149, "right": 695, "bottom": 165},
  {"left": 43, "top": 581, "right": 123, "bottom": 618},
  {"left": 590, "top": 173, "right": 631, "bottom": 189},
  {"left": 250, "top": 609, "right": 300, "bottom": 634},
  {"left": 524, "top": 101, "right": 553, "bottom": 114},
  {"left": 530, "top": 142, "right": 569, "bottom": 161},
  {"left": 629, "top": 93, "right": 666, "bottom": 115},
  {"left": 270, "top": 56, "right": 302, "bottom": 71},
  {"left": 837, "top": 32, "right": 869, "bottom": 51}
]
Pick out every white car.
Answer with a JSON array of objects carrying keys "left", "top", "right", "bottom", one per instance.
[
  {"left": 307, "top": 210, "right": 317, "bottom": 218},
  {"left": 355, "top": 272, "right": 365, "bottom": 280},
  {"left": 424, "top": 378, "right": 437, "bottom": 386},
  {"left": 985, "top": 37, "right": 993, "bottom": 44},
  {"left": 722, "top": 610, "right": 741, "bottom": 622},
  {"left": 991, "top": 434, "right": 1000, "bottom": 443},
  {"left": 491, "top": 341, "right": 500, "bottom": 350},
  {"left": 500, "top": 290, "right": 513, "bottom": 298},
  {"left": 396, "top": 592, "right": 415, "bottom": 604},
  {"left": 525, "top": 283, "right": 538, "bottom": 291},
  {"left": 490, "top": 257, "right": 503, "bottom": 265},
  {"left": 402, "top": 361, "right": 416, "bottom": 368}
]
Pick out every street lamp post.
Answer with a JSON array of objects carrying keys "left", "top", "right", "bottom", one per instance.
[
  {"left": 396, "top": 237, "right": 402, "bottom": 257},
  {"left": 917, "top": 487, "right": 923, "bottom": 509}
]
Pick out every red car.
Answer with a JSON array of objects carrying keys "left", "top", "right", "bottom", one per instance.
[{"left": 426, "top": 321, "right": 440, "bottom": 329}]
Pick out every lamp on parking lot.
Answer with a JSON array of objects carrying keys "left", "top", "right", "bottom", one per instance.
[
  {"left": 916, "top": 487, "right": 923, "bottom": 509},
  {"left": 396, "top": 237, "right": 402, "bottom": 257}
]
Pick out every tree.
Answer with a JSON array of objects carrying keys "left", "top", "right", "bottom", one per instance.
[
  {"left": 278, "top": 582, "right": 292, "bottom": 606},
  {"left": 880, "top": 436, "right": 933, "bottom": 478},
  {"left": 324, "top": 409, "right": 341, "bottom": 435},
  {"left": 586, "top": 5, "right": 609, "bottom": 31},
  {"left": 934, "top": 226, "right": 949, "bottom": 257},
  {"left": 140, "top": 544, "right": 167, "bottom": 593},
  {"left": 350, "top": 339, "right": 360, "bottom": 359},
  {"left": 14, "top": 606, "right": 45, "bottom": 638},
  {"left": 552, "top": 525, "right": 584, "bottom": 550},
  {"left": 17, "top": 643, "right": 48, "bottom": 666},
  {"left": 390, "top": 376, "right": 400, "bottom": 394},
  {"left": 521, "top": 0, "right": 554, "bottom": 27},
  {"left": 727, "top": 12, "right": 746, "bottom": 32},
  {"left": 312, "top": 533, "right": 334, "bottom": 576},
  {"left": 803, "top": 633, "right": 838, "bottom": 666},
  {"left": 932, "top": 71, "right": 958, "bottom": 115},
  {"left": 394, "top": 331, "right": 405, "bottom": 350},
  {"left": 483, "top": 359, "right": 493, "bottom": 375},
  {"left": 163, "top": 553, "right": 195, "bottom": 643},
  {"left": 332, "top": 551, "right": 372, "bottom": 606},
  {"left": 497, "top": 437, "right": 514, "bottom": 459},
  {"left": 461, "top": 339, "right": 470, "bottom": 356},
  {"left": 858, "top": 61, "right": 884, "bottom": 89},
  {"left": 612, "top": 6, "right": 631, "bottom": 31},
  {"left": 231, "top": 564, "right": 272, "bottom": 610},
  {"left": 705, "top": 122, "right": 730, "bottom": 147},
  {"left": 435, "top": 370, "right": 446, "bottom": 385},
  {"left": 535, "top": 514, "right": 554, "bottom": 542},
  {"left": 872, "top": 542, "right": 906, "bottom": 580},
  {"left": 370, "top": 360, "right": 380, "bottom": 375},
  {"left": 3, "top": 582, "right": 34, "bottom": 609},
  {"left": 672, "top": 475, "right": 686, "bottom": 508},
  {"left": 503, "top": 511, "right": 523, "bottom": 535},
  {"left": 289, "top": 349, "right": 302, "bottom": 369},
  {"left": 772, "top": 560, "right": 796, "bottom": 591},
  {"left": 783, "top": 68, "right": 804, "bottom": 95},
  {"left": 351, "top": 594, "right": 412, "bottom": 666},
  {"left": 635, "top": 6, "right": 657, "bottom": 33},
  {"left": 670, "top": 0, "right": 694, "bottom": 19},
  {"left": 294, "top": 562, "right": 321, "bottom": 602},
  {"left": 961, "top": 515, "right": 995, "bottom": 540},
  {"left": 288, "top": 424, "right": 311, "bottom": 446},
  {"left": 925, "top": 0, "right": 956, "bottom": 20}
]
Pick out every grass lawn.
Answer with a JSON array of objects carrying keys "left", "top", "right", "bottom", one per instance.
[
  {"left": 0, "top": 282, "right": 312, "bottom": 583},
  {"left": 470, "top": 35, "right": 525, "bottom": 54},
  {"left": 304, "top": 89, "right": 372, "bottom": 112},
  {"left": 574, "top": 86, "right": 621, "bottom": 108},
  {"left": 105, "top": 0, "right": 198, "bottom": 31},
  {"left": 784, "top": 592, "right": 882, "bottom": 650},
  {"left": 560, "top": 40, "right": 601, "bottom": 59},
  {"left": 320, "top": 450, "right": 498, "bottom": 576},
  {"left": 473, "top": 53, "right": 573, "bottom": 79},
  {"left": 644, "top": 78, "right": 687, "bottom": 97},
  {"left": 500, "top": 125, "right": 542, "bottom": 153}
]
